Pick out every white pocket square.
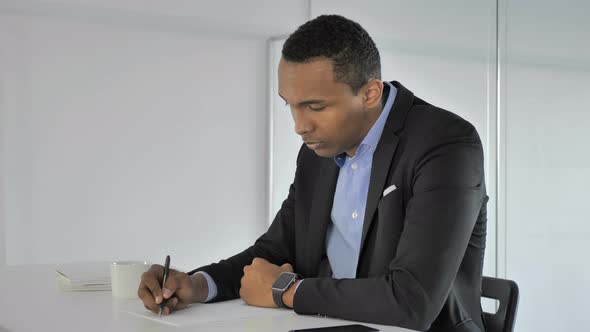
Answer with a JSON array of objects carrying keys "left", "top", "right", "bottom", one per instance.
[{"left": 382, "top": 184, "right": 397, "bottom": 197}]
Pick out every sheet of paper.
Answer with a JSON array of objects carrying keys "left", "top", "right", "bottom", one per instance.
[{"left": 120, "top": 299, "right": 292, "bottom": 327}]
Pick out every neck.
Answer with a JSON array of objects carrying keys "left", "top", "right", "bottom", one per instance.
[{"left": 344, "top": 101, "right": 385, "bottom": 157}]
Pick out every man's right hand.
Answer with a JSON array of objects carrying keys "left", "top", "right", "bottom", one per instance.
[{"left": 137, "top": 264, "right": 209, "bottom": 315}]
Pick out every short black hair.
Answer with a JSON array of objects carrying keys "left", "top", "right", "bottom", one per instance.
[{"left": 282, "top": 14, "right": 381, "bottom": 94}]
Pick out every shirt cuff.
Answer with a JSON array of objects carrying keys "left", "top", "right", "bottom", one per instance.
[
  {"left": 293, "top": 278, "right": 304, "bottom": 294},
  {"left": 195, "top": 271, "right": 218, "bottom": 302}
]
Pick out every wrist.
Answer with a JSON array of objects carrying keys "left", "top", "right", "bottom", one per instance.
[
  {"left": 282, "top": 279, "right": 300, "bottom": 309},
  {"left": 189, "top": 273, "right": 209, "bottom": 303}
]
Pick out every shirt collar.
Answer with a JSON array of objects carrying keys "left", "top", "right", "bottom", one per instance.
[{"left": 334, "top": 81, "right": 398, "bottom": 168}]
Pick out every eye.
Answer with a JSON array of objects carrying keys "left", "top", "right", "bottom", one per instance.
[{"left": 308, "top": 105, "right": 325, "bottom": 112}]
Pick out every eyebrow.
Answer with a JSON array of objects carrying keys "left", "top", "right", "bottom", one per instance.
[{"left": 278, "top": 93, "right": 326, "bottom": 107}]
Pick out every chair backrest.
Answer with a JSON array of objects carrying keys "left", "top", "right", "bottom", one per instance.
[{"left": 481, "top": 276, "right": 519, "bottom": 332}]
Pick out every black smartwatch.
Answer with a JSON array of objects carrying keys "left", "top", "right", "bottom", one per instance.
[{"left": 272, "top": 272, "right": 301, "bottom": 308}]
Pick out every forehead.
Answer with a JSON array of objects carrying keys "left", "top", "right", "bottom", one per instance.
[{"left": 278, "top": 57, "right": 350, "bottom": 101}]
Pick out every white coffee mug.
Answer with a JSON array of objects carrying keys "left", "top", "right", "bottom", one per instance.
[{"left": 110, "top": 261, "right": 150, "bottom": 299}]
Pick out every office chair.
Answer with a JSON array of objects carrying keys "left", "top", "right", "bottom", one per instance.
[{"left": 481, "top": 276, "right": 519, "bottom": 332}]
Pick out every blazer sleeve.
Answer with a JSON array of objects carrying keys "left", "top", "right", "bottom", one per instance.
[
  {"left": 292, "top": 121, "right": 487, "bottom": 331},
  {"left": 186, "top": 145, "right": 304, "bottom": 302}
]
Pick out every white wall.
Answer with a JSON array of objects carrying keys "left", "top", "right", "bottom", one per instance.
[
  {"left": 0, "top": 1, "right": 309, "bottom": 269},
  {"left": 0, "top": 147, "right": 4, "bottom": 266},
  {"left": 268, "top": 38, "right": 302, "bottom": 223},
  {"left": 500, "top": 1, "right": 590, "bottom": 331}
]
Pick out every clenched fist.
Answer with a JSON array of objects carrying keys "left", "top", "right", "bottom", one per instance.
[{"left": 239, "top": 257, "right": 295, "bottom": 308}]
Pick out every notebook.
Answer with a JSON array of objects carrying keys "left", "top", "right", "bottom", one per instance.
[{"left": 55, "top": 262, "right": 111, "bottom": 291}]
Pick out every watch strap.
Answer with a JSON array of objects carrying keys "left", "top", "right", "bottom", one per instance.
[
  {"left": 272, "top": 284, "right": 288, "bottom": 308},
  {"left": 272, "top": 272, "right": 300, "bottom": 308}
]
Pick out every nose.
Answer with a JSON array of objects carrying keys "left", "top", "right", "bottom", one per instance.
[{"left": 292, "top": 108, "right": 313, "bottom": 136}]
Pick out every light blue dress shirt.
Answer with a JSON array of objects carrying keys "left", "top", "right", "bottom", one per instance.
[
  {"left": 195, "top": 270, "right": 217, "bottom": 302},
  {"left": 327, "top": 81, "right": 397, "bottom": 278},
  {"left": 199, "top": 82, "right": 397, "bottom": 300}
]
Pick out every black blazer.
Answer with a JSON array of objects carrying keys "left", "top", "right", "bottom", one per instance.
[{"left": 190, "top": 81, "right": 488, "bottom": 332}]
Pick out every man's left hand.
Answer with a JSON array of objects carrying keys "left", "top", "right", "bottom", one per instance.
[{"left": 239, "top": 257, "right": 293, "bottom": 308}]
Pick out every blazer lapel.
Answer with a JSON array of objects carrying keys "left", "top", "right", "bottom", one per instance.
[
  {"left": 359, "top": 81, "right": 414, "bottom": 256},
  {"left": 305, "top": 157, "right": 339, "bottom": 276}
]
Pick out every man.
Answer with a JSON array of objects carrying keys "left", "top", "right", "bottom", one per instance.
[{"left": 138, "top": 15, "right": 488, "bottom": 332}]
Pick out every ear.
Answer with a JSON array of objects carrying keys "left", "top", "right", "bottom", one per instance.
[{"left": 360, "top": 79, "right": 384, "bottom": 109}]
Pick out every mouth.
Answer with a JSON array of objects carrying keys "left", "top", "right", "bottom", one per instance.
[{"left": 304, "top": 141, "right": 324, "bottom": 150}]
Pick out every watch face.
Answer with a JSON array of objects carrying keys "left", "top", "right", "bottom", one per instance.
[{"left": 273, "top": 272, "right": 296, "bottom": 291}]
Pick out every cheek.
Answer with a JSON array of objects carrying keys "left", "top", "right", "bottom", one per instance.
[
  {"left": 324, "top": 109, "right": 358, "bottom": 140},
  {"left": 319, "top": 106, "right": 345, "bottom": 126}
]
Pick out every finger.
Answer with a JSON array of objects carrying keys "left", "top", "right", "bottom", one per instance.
[
  {"left": 252, "top": 257, "right": 268, "bottom": 265},
  {"left": 144, "top": 303, "right": 159, "bottom": 315},
  {"left": 175, "top": 297, "right": 189, "bottom": 311},
  {"left": 163, "top": 271, "right": 191, "bottom": 299},
  {"left": 281, "top": 263, "right": 294, "bottom": 272},
  {"left": 162, "top": 273, "right": 179, "bottom": 300},
  {"left": 138, "top": 283, "right": 159, "bottom": 314},
  {"left": 239, "top": 286, "right": 245, "bottom": 300},
  {"left": 163, "top": 296, "right": 179, "bottom": 315},
  {"left": 141, "top": 265, "right": 164, "bottom": 304}
]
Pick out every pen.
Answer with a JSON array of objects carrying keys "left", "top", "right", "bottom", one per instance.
[{"left": 158, "top": 255, "right": 170, "bottom": 317}]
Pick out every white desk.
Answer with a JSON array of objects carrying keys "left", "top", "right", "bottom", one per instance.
[{"left": 0, "top": 262, "right": 416, "bottom": 332}]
